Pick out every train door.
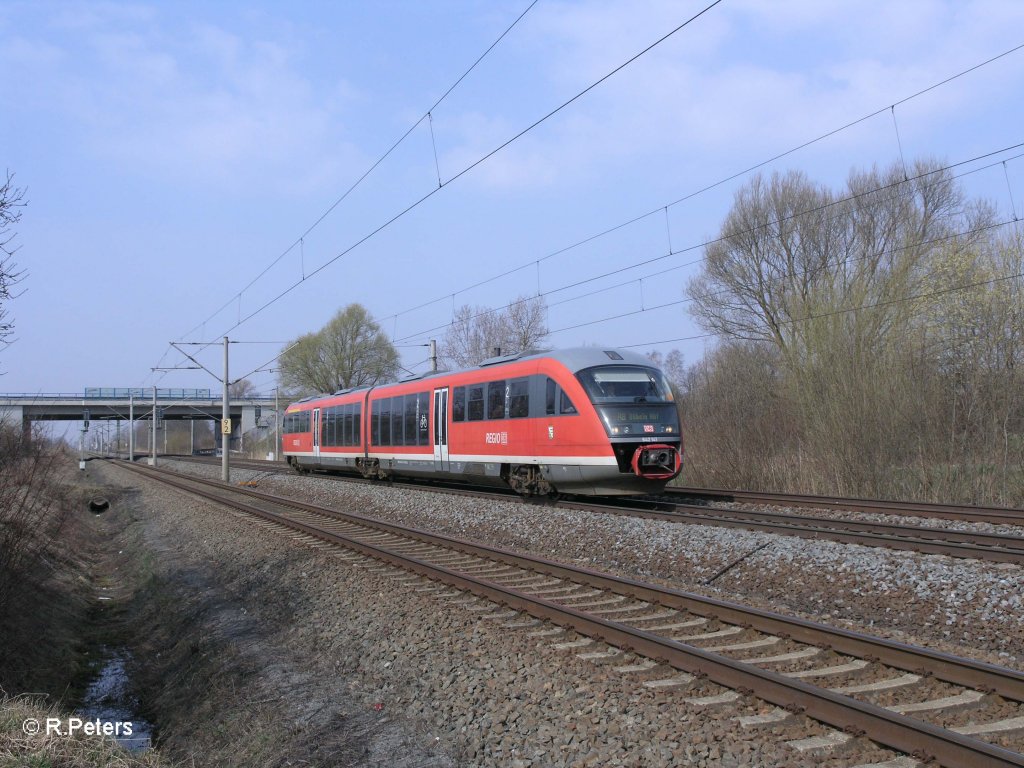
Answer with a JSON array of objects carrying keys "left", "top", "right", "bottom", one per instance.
[
  {"left": 432, "top": 388, "right": 449, "bottom": 472},
  {"left": 312, "top": 407, "right": 321, "bottom": 461}
]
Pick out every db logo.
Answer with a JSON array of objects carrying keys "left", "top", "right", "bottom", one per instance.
[{"left": 643, "top": 424, "right": 654, "bottom": 433}]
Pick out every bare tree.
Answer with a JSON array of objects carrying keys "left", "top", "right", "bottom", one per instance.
[
  {"left": 677, "top": 158, "right": 1024, "bottom": 504},
  {"left": 645, "top": 349, "right": 685, "bottom": 387},
  {"left": 278, "top": 304, "right": 399, "bottom": 396},
  {"left": 1, "top": 171, "right": 27, "bottom": 355},
  {"left": 229, "top": 378, "right": 258, "bottom": 398},
  {"left": 686, "top": 160, "right": 972, "bottom": 369},
  {"left": 0, "top": 422, "right": 69, "bottom": 614},
  {"left": 441, "top": 295, "right": 549, "bottom": 368}
]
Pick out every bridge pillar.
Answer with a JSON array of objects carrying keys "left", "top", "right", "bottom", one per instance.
[
  {"left": 0, "top": 405, "right": 28, "bottom": 442},
  {"left": 241, "top": 405, "right": 257, "bottom": 434}
]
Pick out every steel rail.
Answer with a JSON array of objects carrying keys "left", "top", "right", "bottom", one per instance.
[
  {"left": 116, "top": 460, "right": 1024, "bottom": 768},
  {"left": 167, "top": 455, "right": 1024, "bottom": 564},
  {"left": 669, "top": 487, "right": 1024, "bottom": 527},
  {"left": 562, "top": 498, "right": 1024, "bottom": 565},
  {"left": 652, "top": 501, "right": 1024, "bottom": 550}
]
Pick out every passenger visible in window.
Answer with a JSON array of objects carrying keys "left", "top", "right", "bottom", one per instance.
[
  {"left": 560, "top": 390, "right": 577, "bottom": 414},
  {"left": 467, "top": 385, "right": 484, "bottom": 421},
  {"left": 487, "top": 380, "right": 505, "bottom": 420}
]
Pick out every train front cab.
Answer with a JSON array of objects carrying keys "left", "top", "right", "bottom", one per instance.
[{"left": 560, "top": 359, "right": 683, "bottom": 495}]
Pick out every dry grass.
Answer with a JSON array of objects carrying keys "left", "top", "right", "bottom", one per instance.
[
  {"left": 677, "top": 337, "right": 1024, "bottom": 507},
  {"left": 0, "top": 692, "right": 169, "bottom": 768}
]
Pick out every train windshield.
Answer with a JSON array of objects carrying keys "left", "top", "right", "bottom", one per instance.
[{"left": 575, "top": 366, "right": 674, "bottom": 404}]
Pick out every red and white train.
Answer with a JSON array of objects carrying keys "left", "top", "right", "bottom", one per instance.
[{"left": 281, "top": 347, "right": 682, "bottom": 496}]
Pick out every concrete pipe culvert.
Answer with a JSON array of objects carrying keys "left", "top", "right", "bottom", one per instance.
[{"left": 89, "top": 498, "right": 110, "bottom": 514}]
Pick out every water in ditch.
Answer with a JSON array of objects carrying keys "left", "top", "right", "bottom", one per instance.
[{"left": 78, "top": 647, "right": 154, "bottom": 752}]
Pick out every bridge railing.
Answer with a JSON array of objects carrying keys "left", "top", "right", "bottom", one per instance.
[{"left": 0, "top": 392, "right": 277, "bottom": 400}]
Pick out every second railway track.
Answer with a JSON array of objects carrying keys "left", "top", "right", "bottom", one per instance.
[
  {"left": 118, "top": 460, "right": 1024, "bottom": 767},
  {"left": 166, "top": 455, "right": 1024, "bottom": 567},
  {"left": 670, "top": 487, "right": 1024, "bottom": 527}
]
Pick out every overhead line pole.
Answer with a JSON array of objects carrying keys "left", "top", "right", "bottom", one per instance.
[
  {"left": 128, "top": 393, "right": 134, "bottom": 462},
  {"left": 150, "top": 386, "right": 158, "bottom": 466},
  {"left": 222, "top": 336, "right": 230, "bottom": 483}
]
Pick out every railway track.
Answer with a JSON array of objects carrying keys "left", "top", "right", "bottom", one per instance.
[
  {"left": 584, "top": 496, "right": 1024, "bottom": 567},
  {"left": 117, "top": 460, "right": 1024, "bottom": 767},
  {"left": 164, "top": 455, "right": 1024, "bottom": 567},
  {"left": 670, "top": 487, "right": 1024, "bottom": 527}
]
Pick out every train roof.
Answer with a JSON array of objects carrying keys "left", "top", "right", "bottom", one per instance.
[
  {"left": 285, "top": 347, "right": 659, "bottom": 407},
  {"left": 474, "top": 346, "right": 656, "bottom": 374}
]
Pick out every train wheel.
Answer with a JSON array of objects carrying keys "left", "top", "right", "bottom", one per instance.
[{"left": 507, "top": 465, "right": 555, "bottom": 497}]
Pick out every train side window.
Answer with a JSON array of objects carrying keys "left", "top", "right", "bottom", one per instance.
[
  {"left": 467, "top": 385, "right": 484, "bottom": 421},
  {"left": 380, "top": 399, "right": 392, "bottom": 446},
  {"left": 371, "top": 402, "right": 381, "bottom": 445},
  {"left": 487, "top": 380, "right": 506, "bottom": 420},
  {"left": 391, "top": 396, "right": 405, "bottom": 445},
  {"left": 341, "top": 404, "right": 351, "bottom": 446},
  {"left": 417, "top": 392, "right": 429, "bottom": 445},
  {"left": 452, "top": 386, "right": 465, "bottom": 422},
  {"left": 509, "top": 378, "right": 529, "bottom": 418},
  {"left": 404, "top": 395, "right": 417, "bottom": 446},
  {"left": 353, "top": 403, "right": 361, "bottom": 445},
  {"left": 560, "top": 390, "right": 577, "bottom": 415},
  {"left": 545, "top": 378, "right": 556, "bottom": 415}
]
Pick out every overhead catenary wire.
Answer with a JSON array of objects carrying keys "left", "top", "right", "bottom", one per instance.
[
  {"left": 390, "top": 144, "right": 1024, "bottom": 345},
  {"left": 385, "top": 219, "right": 1021, "bottom": 378},
  {"left": 155, "top": 0, "right": 725, "bottom": 375},
  {"left": 150, "top": 31, "right": 1024, "bottom": 386},
  {"left": 161, "top": 144, "right": 1023, "bottom": 385},
  {"left": 147, "top": 0, "right": 540, "bottom": 384},
  {"left": 618, "top": 262, "right": 1024, "bottom": 351},
  {"left": 180, "top": 0, "right": 539, "bottom": 338},
  {"left": 511, "top": 151, "right": 1024, "bottom": 322},
  {"left": 376, "top": 40, "right": 1024, "bottom": 330},
  {"left": 548, "top": 216, "right": 1020, "bottom": 339}
]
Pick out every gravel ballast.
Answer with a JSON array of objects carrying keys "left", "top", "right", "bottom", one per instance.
[
  {"left": 98, "top": 459, "right": 1024, "bottom": 766},
  {"left": 174, "top": 461, "right": 1024, "bottom": 664}
]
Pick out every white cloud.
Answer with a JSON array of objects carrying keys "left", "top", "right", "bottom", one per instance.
[
  {"left": 4, "top": 6, "right": 365, "bottom": 196},
  {"left": 439, "top": 0, "right": 1024, "bottom": 193}
]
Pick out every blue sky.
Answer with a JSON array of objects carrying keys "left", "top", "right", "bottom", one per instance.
[{"left": 2, "top": 0, "right": 1022, "bottom": 395}]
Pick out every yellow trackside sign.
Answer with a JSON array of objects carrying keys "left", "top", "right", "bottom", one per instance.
[{"left": 221, "top": 418, "right": 232, "bottom": 435}]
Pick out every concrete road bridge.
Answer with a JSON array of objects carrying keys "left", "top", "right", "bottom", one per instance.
[{"left": 0, "top": 388, "right": 280, "bottom": 453}]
